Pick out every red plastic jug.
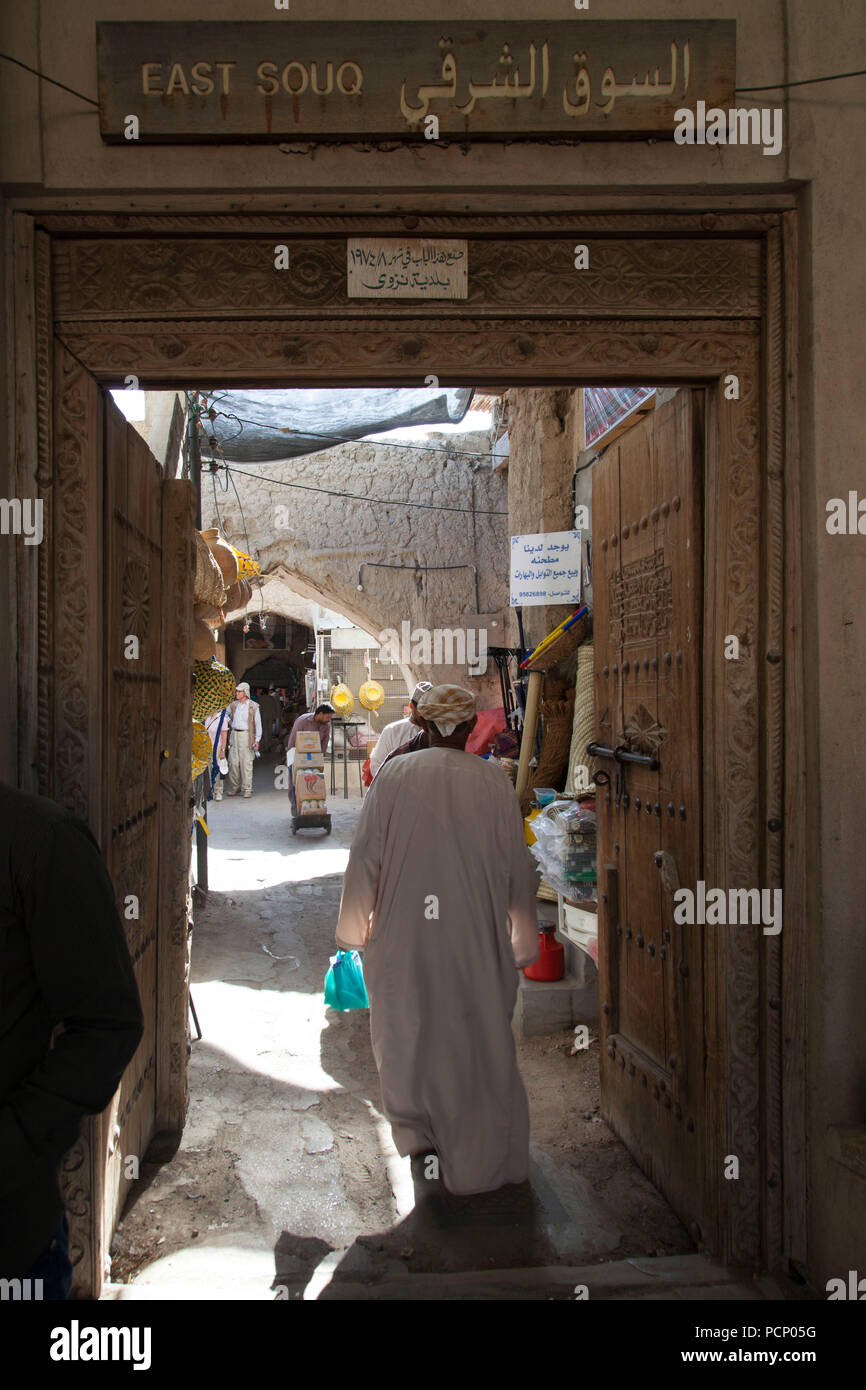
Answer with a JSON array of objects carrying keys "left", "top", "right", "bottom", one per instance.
[{"left": 523, "top": 924, "right": 565, "bottom": 981}]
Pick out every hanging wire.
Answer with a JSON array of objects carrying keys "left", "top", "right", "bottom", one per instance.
[
  {"left": 0, "top": 52, "right": 100, "bottom": 105},
  {"left": 217, "top": 461, "right": 508, "bottom": 516},
  {"left": 735, "top": 68, "right": 866, "bottom": 93}
]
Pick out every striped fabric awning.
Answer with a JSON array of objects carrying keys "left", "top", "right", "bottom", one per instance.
[{"left": 584, "top": 387, "right": 655, "bottom": 447}]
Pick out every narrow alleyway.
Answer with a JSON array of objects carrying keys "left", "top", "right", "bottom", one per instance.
[{"left": 107, "top": 761, "right": 724, "bottom": 1300}]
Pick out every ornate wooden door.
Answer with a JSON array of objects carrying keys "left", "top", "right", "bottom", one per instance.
[
  {"left": 593, "top": 391, "right": 708, "bottom": 1244},
  {"left": 98, "top": 401, "right": 165, "bottom": 1258}
]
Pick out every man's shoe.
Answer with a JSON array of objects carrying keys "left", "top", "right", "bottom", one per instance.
[{"left": 243, "top": 791, "right": 252, "bottom": 798}]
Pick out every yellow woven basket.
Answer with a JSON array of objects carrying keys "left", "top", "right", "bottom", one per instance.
[
  {"left": 358, "top": 680, "right": 385, "bottom": 711},
  {"left": 192, "top": 659, "right": 236, "bottom": 722},
  {"left": 191, "top": 720, "right": 211, "bottom": 778},
  {"left": 330, "top": 682, "right": 354, "bottom": 715}
]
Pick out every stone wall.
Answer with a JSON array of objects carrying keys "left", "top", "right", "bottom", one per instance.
[{"left": 204, "top": 434, "right": 508, "bottom": 705}]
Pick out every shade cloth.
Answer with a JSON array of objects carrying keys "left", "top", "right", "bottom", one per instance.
[{"left": 203, "top": 387, "right": 474, "bottom": 462}]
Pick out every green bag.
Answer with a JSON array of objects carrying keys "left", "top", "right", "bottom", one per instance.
[{"left": 324, "top": 950, "right": 370, "bottom": 1011}]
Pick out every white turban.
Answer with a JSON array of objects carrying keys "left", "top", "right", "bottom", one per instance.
[
  {"left": 416, "top": 684, "right": 476, "bottom": 737},
  {"left": 411, "top": 680, "right": 433, "bottom": 704},
  {"left": 236, "top": 682, "right": 250, "bottom": 695}
]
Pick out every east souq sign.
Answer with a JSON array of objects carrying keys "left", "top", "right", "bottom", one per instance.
[{"left": 96, "top": 20, "right": 735, "bottom": 142}]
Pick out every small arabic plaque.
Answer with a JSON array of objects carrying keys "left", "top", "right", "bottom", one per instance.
[{"left": 347, "top": 238, "right": 468, "bottom": 300}]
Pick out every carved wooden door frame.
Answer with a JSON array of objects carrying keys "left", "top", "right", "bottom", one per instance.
[{"left": 11, "top": 202, "right": 805, "bottom": 1281}]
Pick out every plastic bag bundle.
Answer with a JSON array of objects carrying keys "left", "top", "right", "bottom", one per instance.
[
  {"left": 529, "top": 800, "right": 598, "bottom": 900},
  {"left": 324, "top": 949, "right": 370, "bottom": 1011}
]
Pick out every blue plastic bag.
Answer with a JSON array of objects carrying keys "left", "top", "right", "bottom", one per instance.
[{"left": 324, "top": 949, "right": 370, "bottom": 1012}]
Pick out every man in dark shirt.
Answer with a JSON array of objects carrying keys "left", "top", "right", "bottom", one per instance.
[{"left": 0, "top": 783, "right": 144, "bottom": 1295}]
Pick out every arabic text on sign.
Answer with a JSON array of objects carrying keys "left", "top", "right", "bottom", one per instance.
[
  {"left": 401, "top": 39, "right": 691, "bottom": 125},
  {"left": 347, "top": 238, "right": 468, "bottom": 301}
]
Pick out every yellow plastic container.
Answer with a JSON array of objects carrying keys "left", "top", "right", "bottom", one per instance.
[{"left": 524, "top": 808, "right": 544, "bottom": 846}]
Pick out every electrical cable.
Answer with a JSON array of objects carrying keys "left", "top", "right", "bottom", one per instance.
[
  {"left": 736, "top": 68, "right": 866, "bottom": 93},
  {"left": 0, "top": 52, "right": 100, "bottom": 106},
  {"left": 218, "top": 461, "right": 509, "bottom": 516}
]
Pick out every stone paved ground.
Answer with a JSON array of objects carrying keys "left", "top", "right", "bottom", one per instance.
[{"left": 107, "top": 759, "right": 766, "bottom": 1301}]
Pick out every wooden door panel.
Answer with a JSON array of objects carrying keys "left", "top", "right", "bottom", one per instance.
[
  {"left": 594, "top": 391, "right": 705, "bottom": 1236},
  {"left": 100, "top": 402, "right": 164, "bottom": 1246}
]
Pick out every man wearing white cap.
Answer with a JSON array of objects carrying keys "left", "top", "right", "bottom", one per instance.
[
  {"left": 368, "top": 681, "right": 433, "bottom": 780},
  {"left": 336, "top": 683, "right": 540, "bottom": 1202},
  {"left": 226, "top": 683, "right": 262, "bottom": 798}
]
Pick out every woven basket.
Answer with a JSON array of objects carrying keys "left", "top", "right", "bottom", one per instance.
[
  {"left": 192, "top": 658, "right": 236, "bottom": 722},
  {"left": 520, "top": 696, "right": 576, "bottom": 817},
  {"left": 566, "top": 640, "right": 597, "bottom": 793},
  {"left": 359, "top": 680, "right": 385, "bottom": 711},
  {"left": 194, "top": 532, "right": 227, "bottom": 608},
  {"left": 191, "top": 720, "right": 211, "bottom": 778},
  {"left": 202, "top": 528, "right": 240, "bottom": 590},
  {"left": 331, "top": 683, "right": 354, "bottom": 715}
]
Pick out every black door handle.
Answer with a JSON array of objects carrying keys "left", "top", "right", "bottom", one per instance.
[{"left": 587, "top": 740, "right": 659, "bottom": 771}]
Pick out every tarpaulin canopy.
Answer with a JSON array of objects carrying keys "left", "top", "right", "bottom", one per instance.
[{"left": 202, "top": 387, "right": 475, "bottom": 463}]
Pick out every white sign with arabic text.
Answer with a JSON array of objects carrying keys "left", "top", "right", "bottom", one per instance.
[
  {"left": 510, "top": 530, "right": 582, "bottom": 607},
  {"left": 347, "top": 238, "right": 468, "bottom": 299}
]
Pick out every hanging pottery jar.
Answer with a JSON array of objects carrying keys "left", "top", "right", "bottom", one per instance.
[
  {"left": 224, "top": 577, "right": 253, "bottom": 613},
  {"left": 201, "top": 527, "right": 240, "bottom": 590},
  {"left": 194, "top": 601, "right": 226, "bottom": 627},
  {"left": 193, "top": 617, "right": 218, "bottom": 660},
  {"left": 194, "top": 531, "right": 227, "bottom": 608}
]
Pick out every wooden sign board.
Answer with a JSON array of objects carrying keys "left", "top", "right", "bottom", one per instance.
[
  {"left": 347, "top": 239, "right": 467, "bottom": 300},
  {"left": 96, "top": 20, "right": 736, "bottom": 143}
]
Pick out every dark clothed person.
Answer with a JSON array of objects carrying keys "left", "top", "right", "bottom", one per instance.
[
  {"left": 0, "top": 784, "right": 144, "bottom": 1282},
  {"left": 382, "top": 728, "right": 430, "bottom": 767}
]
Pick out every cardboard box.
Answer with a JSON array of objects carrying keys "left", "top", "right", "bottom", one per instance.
[
  {"left": 295, "top": 730, "right": 325, "bottom": 767},
  {"left": 295, "top": 768, "right": 327, "bottom": 806}
]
